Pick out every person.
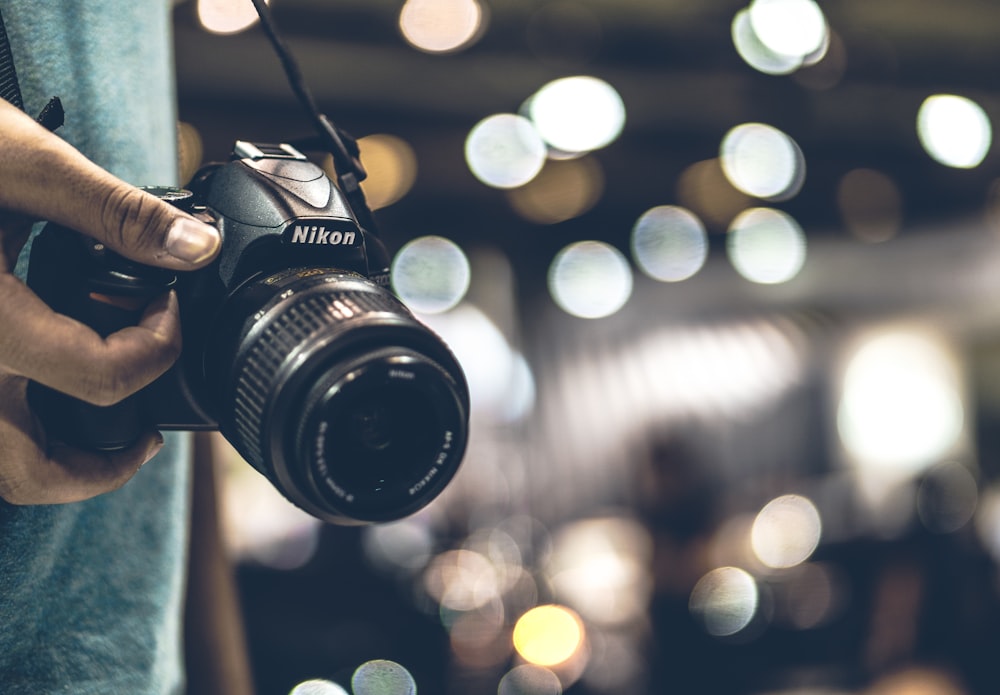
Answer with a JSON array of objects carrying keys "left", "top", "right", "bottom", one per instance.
[{"left": 0, "top": 3, "right": 251, "bottom": 693}]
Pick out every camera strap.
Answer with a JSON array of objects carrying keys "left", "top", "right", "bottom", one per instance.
[
  {"left": 0, "top": 8, "right": 63, "bottom": 130},
  {"left": 0, "top": 7, "right": 24, "bottom": 110}
]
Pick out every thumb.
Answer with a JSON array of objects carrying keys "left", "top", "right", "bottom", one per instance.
[
  {"left": 0, "top": 99, "right": 220, "bottom": 270},
  {"left": 85, "top": 180, "right": 221, "bottom": 270}
]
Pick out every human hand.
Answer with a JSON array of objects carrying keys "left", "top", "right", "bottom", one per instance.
[{"left": 0, "top": 99, "right": 221, "bottom": 505}]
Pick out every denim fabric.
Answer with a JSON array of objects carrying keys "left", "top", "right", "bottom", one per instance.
[{"left": 1, "top": 2, "right": 191, "bottom": 693}]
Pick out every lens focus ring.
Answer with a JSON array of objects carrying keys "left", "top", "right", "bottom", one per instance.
[{"left": 231, "top": 284, "right": 407, "bottom": 469}]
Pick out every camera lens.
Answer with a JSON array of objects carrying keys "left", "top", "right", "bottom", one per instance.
[{"left": 207, "top": 268, "right": 469, "bottom": 524}]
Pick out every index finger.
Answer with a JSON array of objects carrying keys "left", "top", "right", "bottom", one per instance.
[{"left": 0, "top": 274, "right": 181, "bottom": 406}]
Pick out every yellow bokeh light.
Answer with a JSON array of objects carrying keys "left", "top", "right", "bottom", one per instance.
[
  {"left": 513, "top": 605, "right": 584, "bottom": 667},
  {"left": 676, "top": 158, "right": 752, "bottom": 230},
  {"left": 357, "top": 134, "right": 418, "bottom": 210},
  {"left": 506, "top": 156, "right": 604, "bottom": 224}
]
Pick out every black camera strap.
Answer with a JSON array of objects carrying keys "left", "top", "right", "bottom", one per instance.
[
  {"left": 0, "top": 7, "right": 24, "bottom": 110},
  {"left": 0, "top": 8, "right": 63, "bottom": 130},
  {"left": 249, "top": 0, "right": 380, "bottom": 236}
]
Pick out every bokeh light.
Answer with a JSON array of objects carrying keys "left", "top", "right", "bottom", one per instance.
[
  {"left": 794, "top": 29, "right": 847, "bottom": 90},
  {"left": 423, "top": 548, "right": 499, "bottom": 612},
  {"left": 392, "top": 235, "right": 471, "bottom": 314},
  {"left": 868, "top": 666, "right": 968, "bottom": 695},
  {"left": 548, "top": 241, "right": 633, "bottom": 319},
  {"left": 357, "top": 134, "right": 418, "bottom": 210},
  {"left": 418, "top": 304, "right": 532, "bottom": 417},
  {"left": 197, "top": 0, "right": 265, "bottom": 35},
  {"left": 837, "top": 328, "right": 965, "bottom": 475},
  {"left": 513, "top": 605, "right": 585, "bottom": 667},
  {"left": 748, "top": 0, "right": 828, "bottom": 60},
  {"left": 289, "top": 680, "right": 349, "bottom": 695},
  {"left": 720, "top": 123, "right": 805, "bottom": 200},
  {"left": 726, "top": 207, "right": 807, "bottom": 284},
  {"left": 731, "top": 8, "right": 801, "bottom": 76},
  {"left": 499, "top": 664, "right": 563, "bottom": 695},
  {"left": 448, "top": 607, "right": 511, "bottom": 669},
  {"left": 466, "top": 114, "right": 547, "bottom": 188},
  {"left": 630, "top": 205, "right": 709, "bottom": 282},
  {"left": 352, "top": 660, "right": 418, "bottom": 695},
  {"left": 506, "top": 157, "right": 604, "bottom": 225},
  {"left": 916, "top": 461, "right": 979, "bottom": 534},
  {"left": 676, "top": 158, "right": 753, "bottom": 229},
  {"left": 689, "top": 566, "right": 760, "bottom": 637},
  {"left": 751, "top": 494, "right": 822, "bottom": 569},
  {"left": 362, "top": 518, "right": 436, "bottom": 576},
  {"left": 526, "top": 76, "right": 626, "bottom": 154},
  {"left": 398, "top": 0, "right": 486, "bottom": 54},
  {"left": 837, "top": 168, "right": 903, "bottom": 243},
  {"left": 917, "top": 94, "right": 993, "bottom": 169},
  {"left": 775, "top": 562, "right": 846, "bottom": 630},
  {"left": 216, "top": 436, "right": 322, "bottom": 571},
  {"left": 546, "top": 516, "right": 653, "bottom": 626}
]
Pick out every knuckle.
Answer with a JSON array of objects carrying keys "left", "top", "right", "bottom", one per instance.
[
  {"left": 78, "top": 366, "right": 136, "bottom": 407},
  {"left": 98, "top": 186, "right": 168, "bottom": 254}
]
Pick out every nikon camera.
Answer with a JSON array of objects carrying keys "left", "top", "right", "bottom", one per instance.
[{"left": 27, "top": 141, "right": 470, "bottom": 525}]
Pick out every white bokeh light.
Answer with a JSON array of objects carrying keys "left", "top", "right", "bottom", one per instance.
[
  {"left": 398, "top": 0, "right": 485, "bottom": 53},
  {"left": 548, "top": 241, "right": 633, "bottom": 319},
  {"left": 352, "top": 660, "right": 417, "bottom": 695},
  {"left": 689, "top": 567, "right": 759, "bottom": 637},
  {"left": 748, "top": 0, "right": 828, "bottom": 59},
  {"left": 197, "top": 0, "right": 266, "bottom": 35},
  {"left": 527, "top": 76, "right": 626, "bottom": 154},
  {"left": 917, "top": 94, "right": 993, "bottom": 169},
  {"left": 838, "top": 329, "right": 965, "bottom": 475},
  {"left": 419, "top": 304, "right": 529, "bottom": 417},
  {"left": 631, "top": 205, "right": 709, "bottom": 282},
  {"left": 720, "top": 122, "right": 805, "bottom": 200},
  {"left": 499, "top": 665, "right": 564, "bottom": 695},
  {"left": 465, "top": 114, "right": 547, "bottom": 188},
  {"left": 392, "top": 235, "right": 471, "bottom": 314},
  {"left": 289, "top": 680, "right": 349, "bottom": 695},
  {"left": 731, "top": 8, "right": 801, "bottom": 75},
  {"left": 727, "top": 207, "right": 807, "bottom": 284},
  {"left": 751, "top": 494, "right": 822, "bottom": 569}
]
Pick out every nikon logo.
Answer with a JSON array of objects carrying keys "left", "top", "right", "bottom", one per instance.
[{"left": 290, "top": 226, "right": 357, "bottom": 246}]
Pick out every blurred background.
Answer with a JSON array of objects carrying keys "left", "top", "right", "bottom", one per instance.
[{"left": 172, "top": 1, "right": 1000, "bottom": 693}]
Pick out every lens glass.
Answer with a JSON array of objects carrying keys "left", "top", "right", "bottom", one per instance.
[{"left": 324, "top": 380, "right": 441, "bottom": 498}]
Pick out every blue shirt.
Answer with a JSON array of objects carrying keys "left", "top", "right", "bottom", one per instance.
[{"left": 1, "top": 3, "right": 191, "bottom": 693}]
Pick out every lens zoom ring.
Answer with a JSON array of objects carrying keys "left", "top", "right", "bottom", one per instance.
[{"left": 231, "top": 288, "right": 406, "bottom": 467}]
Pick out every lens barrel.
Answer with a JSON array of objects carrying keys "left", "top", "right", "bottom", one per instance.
[{"left": 207, "top": 267, "right": 469, "bottom": 524}]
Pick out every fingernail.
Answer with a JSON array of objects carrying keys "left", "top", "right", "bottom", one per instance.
[
  {"left": 141, "top": 434, "right": 165, "bottom": 467},
  {"left": 165, "top": 217, "right": 220, "bottom": 264}
]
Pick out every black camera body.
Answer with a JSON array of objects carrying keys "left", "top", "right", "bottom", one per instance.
[{"left": 28, "top": 141, "right": 470, "bottom": 524}]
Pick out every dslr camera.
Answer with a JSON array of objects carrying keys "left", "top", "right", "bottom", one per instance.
[{"left": 27, "top": 141, "right": 470, "bottom": 524}]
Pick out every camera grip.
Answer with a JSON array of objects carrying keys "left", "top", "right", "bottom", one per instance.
[
  {"left": 26, "top": 224, "right": 176, "bottom": 452},
  {"left": 27, "top": 308, "right": 148, "bottom": 451}
]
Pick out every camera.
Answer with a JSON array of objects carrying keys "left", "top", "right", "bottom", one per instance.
[{"left": 27, "top": 141, "right": 470, "bottom": 525}]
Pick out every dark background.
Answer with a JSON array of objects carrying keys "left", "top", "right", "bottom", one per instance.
[{"left": 172, "top": 2, "right": 1000, "bottom": 693}]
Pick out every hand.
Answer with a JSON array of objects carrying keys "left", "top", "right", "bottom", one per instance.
[{"left": 0, "top": 99, "right": 221, "bottom": 505}]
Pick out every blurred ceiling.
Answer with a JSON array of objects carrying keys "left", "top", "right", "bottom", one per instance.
[{"left": 171, "top": 0, "right": 1000, "bottom": 307}]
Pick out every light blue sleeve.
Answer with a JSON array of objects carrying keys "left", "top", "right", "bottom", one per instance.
[{"left": 0, "top": 2, "right": 193, "bottom": 693}]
